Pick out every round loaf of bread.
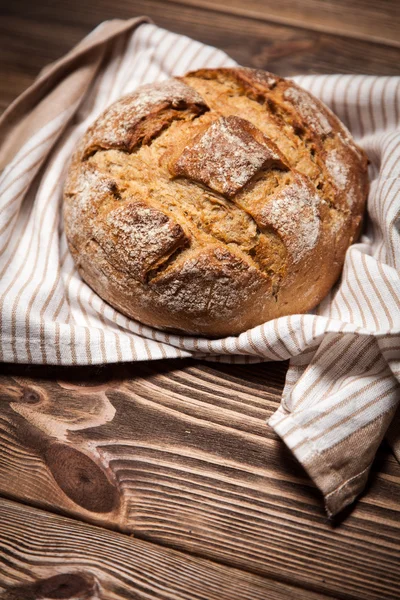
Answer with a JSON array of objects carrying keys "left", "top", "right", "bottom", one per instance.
[{"left": 64, "top": 68, "right": 368, "bottom": 337}]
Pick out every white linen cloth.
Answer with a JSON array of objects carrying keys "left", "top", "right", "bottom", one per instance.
[{"left": 0, "top": 18, "right": 399, "bottom": 515}]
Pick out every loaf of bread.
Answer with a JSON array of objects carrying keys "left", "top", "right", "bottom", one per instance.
[{"left": 63, "top": 68, "right": 368, "bottom": 337}]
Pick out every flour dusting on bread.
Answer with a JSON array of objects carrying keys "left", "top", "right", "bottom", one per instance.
[
  {"left": 172, "top": 115, "right": 285, "bottom": 197},
  {"left": 82, "top": 79, "right": 209, "bottom": 156},
  {"left": 283, "top": 86, "right": 332, "bottom": 136},
  {"left": 326, "top": 149, "right": 349, "bottom": 190},
  {"left": 261, "top": 176, "right": 321, "bottom": 263},
  {"left": 64, "top": 67, "right": 368, "bottom": 336}
]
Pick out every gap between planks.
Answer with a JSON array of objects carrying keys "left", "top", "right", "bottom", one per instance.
[
  {"left": 0, "top": 363, "right": 400, "bottom": 600},
  {"left": 0, "top": 497, "right": 333, "bottom": 600},
  {"left": 166, "top": 0, "right": 400, "bottom": 48}
]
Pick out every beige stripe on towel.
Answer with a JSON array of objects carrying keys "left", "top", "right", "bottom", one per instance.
[{"left": 0, "top": 20, "right": 399, "bottom": 516}]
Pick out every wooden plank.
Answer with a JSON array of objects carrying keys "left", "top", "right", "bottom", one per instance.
[
  {"left": 1, "top": 0, "right": 400, "bottom": 114},
  {"left": 170, "top": 0, "right": 400, "bottom": 47},
  {"left": 1, "top": 3, "right": 400, "bottom": 599},
  {"left": 1, "top": 362, "right": 400, "bottom": 600},
  {"left": 0, "top": 497, "right": 331, "bottom": 600}
]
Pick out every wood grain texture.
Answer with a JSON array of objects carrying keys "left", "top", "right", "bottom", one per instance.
[
  {"left": 1, "top": 0, "right": 400, "bottom": 114},
  {"left": 1, "top": 361, "right": 400, "bottom": 600},
  {"left": 171, "top": 0, "right": 400, "bottom": 47},
  {"left": 0, "top": 498, "right": 332, "bottom": 600},
  {"left": 1, "top": 3, "right": 400, "bottom": 599}
]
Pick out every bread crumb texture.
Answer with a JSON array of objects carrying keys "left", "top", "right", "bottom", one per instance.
[{"left": 64, "top": 68, "right": 368, "bottom": 336}]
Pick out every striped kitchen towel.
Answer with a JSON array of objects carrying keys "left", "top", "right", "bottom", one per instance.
[{"left": 0, "top": 18, "right": 399, "bottom": 516}]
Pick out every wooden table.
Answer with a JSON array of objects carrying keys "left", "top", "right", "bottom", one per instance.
[{"left": 1, "top": 2, "right": 400, "bottom": 599}]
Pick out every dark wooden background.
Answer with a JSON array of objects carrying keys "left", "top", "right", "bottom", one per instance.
[
  {"left": 0, "top": 1, "right": 400, "bottom": 599},
  {"left": 1, "top": 0, "right": 400, "bottom": 114}
]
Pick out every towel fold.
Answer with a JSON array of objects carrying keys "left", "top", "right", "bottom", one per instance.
[{"left": 1, "top": 18, "right": 399, "bottom": 516}]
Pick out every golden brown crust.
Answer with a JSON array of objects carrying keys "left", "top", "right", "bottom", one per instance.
[
  {"left": 92, "top": 200, "right": 189, "bottom": 284},
  {"left": 82, "top": 79, "right": 209, "bottom": 158},
  {"left": 171, "top": 115, "right": 287, "bottom": 198},
  {"left": 63, "top": 68, "right": 369, "bottom": 337}
]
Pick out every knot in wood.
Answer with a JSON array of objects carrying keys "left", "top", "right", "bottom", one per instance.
[
  {"left": 35, "top": 573, "right": 98, "bottom": 599},
  {"left": 20, "top": 387, "right": 42, "bottom": 405},
  {"left": 44, "top": 444, "right": 119, "bottom": 513}
]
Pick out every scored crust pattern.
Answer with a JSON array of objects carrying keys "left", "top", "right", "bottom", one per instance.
[
  {"left": 82, "top": 79, "right": 208, "bottom": 158},
  {"left": 172, "top": 115, "right": 287, "bottom": 197},
  {"left": 64, "top": 68, "right": 368, "bottom": 336}
]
